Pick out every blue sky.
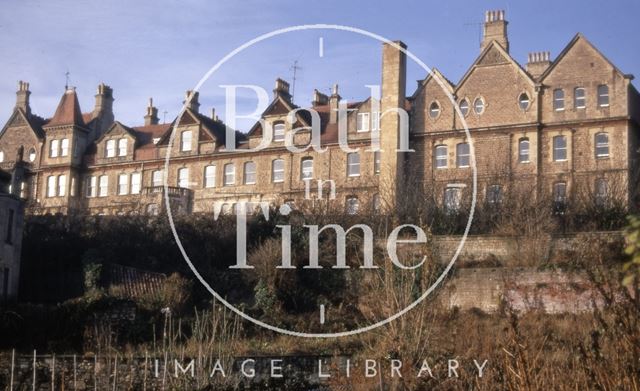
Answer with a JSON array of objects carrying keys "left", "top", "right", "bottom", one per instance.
[{"left": 0, "top": 0, "right": 638, "bottom": 131}]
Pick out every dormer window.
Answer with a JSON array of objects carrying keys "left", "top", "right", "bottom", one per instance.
[
  {"left": 273, "top": 123, "right": 285, "bottom": 142},
  {"left": 357, "top": 113, "right": 370, "bottom": 132},
  {"left": 118, "top": 138, "right": 128, "bottom": 156},
  {"left": 181, "top": 130, "right": 192, "bottom": 152},
  {"left": 105, "top": 140, "right": 115, "bottom": 158}
]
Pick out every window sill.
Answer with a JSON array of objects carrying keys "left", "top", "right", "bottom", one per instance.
[{"left": 553, "top": 159, "right": 568, "bottom": 162}]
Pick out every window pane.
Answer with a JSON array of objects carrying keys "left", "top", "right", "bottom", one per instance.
[
  {"left": 244, "top": 162, "right": 256, "bottom": 184},
  {"left": 346, "top": 197, "right": 359, "bottom": 215},
  {"left": 553, "top": 136, "right": 567, "bottom": 161},
  {"left": 519, "top": 139, "right": 530, "bottom": 163},
  {"left": 429, "top": 102, "right": 440, "bottom": 118},
  {"left": 519, "top": 93, "right": 530, "bottom": 110},
  {"left": 58, "top": 175, "right": 66, "bottom": 196},
  {"left": 60, "top": 138, "right": 69, "bottom": 156},
  {"left": 181, "top": 131, "right": 192, "bottom": 151},
  {"left": 595, "top": 179, "right": 608, "bottom": 206},
  {"left": 273, "top": 123, "right": 285, "bottom": 141},
  {"left": 357, "top": 113, "right": 370, "bottom": 132},
  {"left": 435, "top": 145, "right": 447, "bottom": 168},
  {"left": 118, "top": 138, "right": 128, "bottom": 156},
  {"left": 374, "top": 151, "right": 381, "bottom": 174},
  {"left": 474, "top": 98, "right": 484, "bottom": 114},
  {"left": 598, "top": 85, "right": 609, "bottom": 107},
  {"left": 224, "top": 164, "right": 235, "bottom": 186},
  {"left": 51, "top": 140, "right": 59, "bottom": 158},
  {"left": 301, "top": 158, "right": 313, "bottom": 180},
  {"left": 152, "top": 170, "right": 163, "bottom": 187},
  {"left": 204, "top": 165, "right": 216, "bottom": 188},
  {"left": 595, "top": 133, "right": 609, "bottom": 158},
  {"left": 99, "top": 175, "right": 108, "bottom": 197},
  {"left": 456, "top": 143, "right": 470, "bottom": 167},
  {"left": 131, "top": 173, "right": 141, "bottom": 194},
  {"left": 347, "top": 153, "right": 360, "bottom": 177},
  {"left": 178, "top": 168, "right": 189, "bottom": 188},
  {"left": 47, "top": 176, "right": 56, "bottom": 197},
  {"left": 87, "top": 176, "right": 96, "bottom": 197},
  {"left": 553, "top": 89, "right": 565, "bottom": 110},
  {"left": 459, "top": 100, "right": 469, "bottom": 116},
  {"left": 118, "top": 174, "right": 129, "bottom": 195},
  {"left": 444, "top": 187, "right": 461, "bottom": 212},
  {"left": 574, "top": 88, "right": 586, "bottom": 109},
  {"left": 487, "top": 185, "right": 502, "bottom": 204},
  {"left": 272, "top": 159, "right": 284, "bottom": 182}
]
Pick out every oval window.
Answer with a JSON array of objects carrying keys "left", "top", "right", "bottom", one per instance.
[
  {"left": 459, "top": 99, "right": 469, "bottom": 116},
  {"left": 518, "top": 93, "right": 530, "bottom": 110},
  {"left": 474, "top": 97, "right": 485, "bottom": 114},
  {"left": 28, "top": 148, "right": 36, "bottom": 162},
  {"left": 429, "top": 102, "right": 440, "bottom": 118}
]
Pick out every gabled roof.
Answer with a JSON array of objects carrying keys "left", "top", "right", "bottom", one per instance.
[
  {"left": 454, "top": 40, "right": 535, "bottom": 93},
  {"left": 95, "top": 121, "right": 138, "bottom": 144},
  {"left": 45, "top": 88, "right": 85, "bottom": 127},
  {"left": 540, "top": 33, "right": 634, "bottom": 82},
  {"left": 247, "top": 95, "right": 310, "bottom": 137},
  {"left": 132, "top": 123, "right": 173, "bottom": 150},
  {"left": 410, "top": 68, "right": 455, "bottom": 100},
  {"left": 0, "top": 108, "right": 47, "bottom": 140}
]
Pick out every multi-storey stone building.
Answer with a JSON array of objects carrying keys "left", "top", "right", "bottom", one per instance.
[{"left": 0, "top": 10, "right": 638, "bottom": 216}]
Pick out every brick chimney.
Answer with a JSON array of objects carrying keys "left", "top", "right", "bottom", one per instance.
[
  {"left": 482, "top": 10, "right": 509, "bottom": 52},
  {"left": 328, "top": 84, "right": 341, "bottom": 124},
  {"left": 273, "top": 78, "right": 292, "bottom": 102},
  {"left": 144, "top": 98, "right": 159, "bottom": 126},
  {"left": 184, "top": 90, "right": 200, "bottom": 113},
  {"left": 526, "top": 51, "right": 552, "bottom": 79},
  {"left": 15, "top": 81, "right": 31, "bottom": 114},
  {"left": 94, "top": 83, "right": 114, "bottom": 124}
]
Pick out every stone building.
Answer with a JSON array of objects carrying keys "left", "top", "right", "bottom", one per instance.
[
  {"left": 0, "top": 167, "right": 24, "bottom": 301},
  {"left": 0, "top": 10, "right": 638, "bottom": 216}
]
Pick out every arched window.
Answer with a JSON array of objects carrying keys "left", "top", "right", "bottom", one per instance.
[
  {"left": 518, "top": 138, "right": 530, "bottom": 163},
  {"left": 244, "top": 161, "right": 256, "bottom": 184},
  {"left": 518, "top": 93, "right": 530, "bottom": 110},
  {"left": 595, "top": 133, "right": 609, "bottom": 158},
  {"left": 434, "top": 145, "right": 448, "bottom": 168},
  {"left": 301, "top": 157, "right": 313, "bottom": 180},
  {"left": 272, "top": 159, "right": 285, "bottom": 182},
  {"left": 273, "top": 122, "right": 285, "bottom": 142},
  {"left": 429, "top": 102, "right": 440, "bottom": 118},
  {"left": 223, "top": 163, "right": 235, "bottom": 186},
  {"left": 473, "top": 97, "right": 485, "bottom": 114},
  {"left": 456, "top": 143, "right": 470, "bottom": 167},
  {"left": 574, "top": 87, "right": 586, "bottom": 109},
  {"left": 28, "top": 148, "right": 36, "bottom": 162}
]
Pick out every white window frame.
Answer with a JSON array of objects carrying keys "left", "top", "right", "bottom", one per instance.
[
  {"left": 177, "top": 168, "right": 189, "bottom": 188},
  {"left": 595, "top": 133, "right": 609, "bottom": 158},
  {"left": 272, "top": 159, "right": 285, "bottom": 183},
  {"left": 301, "top": 158, "right": 313, "bottom": 180},
  {"left": 223, "top": 163, "right": 235, "bottom": 186},
  {"left": 152, "top": 170, "right": 164, "bottom": 187},
  {"left": 98, "top": 175, "right": 108, "bottom": 197},
  {"left": 357, "top": 113, "right": 370, "bottom": 132},
  {"left": 518, "top": 93, "right": 530, "bottom": 110},
  {"left": 181, "top": 130, "right": 192, "bottom": 152},
  {"left": 574, "top": 87, "right": 586, "bottom": 109},
  {"left": 598, "top": 85, "right": 610, "bottom": 107},
  {"left": 118, "top": 173, "right": 129, "bottom": 195},
  {"left": 105, "top": 139, "right": 116, "bottom": 158},
  {"left": 131, "top": 172, "right": 141, "bottom": 194},
  {"left": 47, "top": 176, "right": 56, "bottom": 197},
  {"left": 473, "top": 97, "right": 485, "bottom": 115},
  {"left": 553, "top": 89, "right": 565, "bottom": 111},
  {"left": 435, "top": 145, "right": 448, "bottom": 169},
  {"left": 456, "top": 143, "right": 470, "bottom": 168},
  {"left": 50, "top": 139, "right": 59, "bottom": 158},
  {"left": 57, "top": 175, "right": 66, "bottom": 197},
  {"left": 60, "top": 138, "right": 69, "bottom": 157},
  {"left": 204, "top": 165, "right": 216, "bottom": 188},
  {"left": 347, "top": 152, "right": 360, "bottom": 177},
  {"left": 118, "top": 138, "right": 128, "bottom": 156},
  {"left": 273, "top": 123, "right": 285, "bottom": 142},
  {"left": 244, "top": 161, "right": 256, "bottom": 185},
  {"left": 518, "top": 138, "right": 530, "bottom": 163},
  {"left": 86, "top": 176, "right": 97, "bottom": 197},
  {"left": 553, "top": 136, "right": 567, "bottom": 162}
]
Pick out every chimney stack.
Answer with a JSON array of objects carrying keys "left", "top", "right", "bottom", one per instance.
[
  {"left": 15, "top": 81, "right": 31, "bottom": 114},
  {"left": 184, "top": 90, "right": 200, "bottom": 113},
  {"left": 481, "top": 10, "right": 509, "bottom": 52},
  {"left": 144, "top": 98, "right": 159, "bottom": 126},
  {"left": 312, "top": 89, "right": 329, "bottom": 107},
  {"left": 526, "top": 51, "right": 552, "bottom": 79},
  {"left": 328, "top": 84, "right": 341, "bottom": 124},
  {"left": 94, "top": 83, "right": 114, "bottom": 125},
  {"left": 273, "top": 78, "right": 292, "bottom": 101}
]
